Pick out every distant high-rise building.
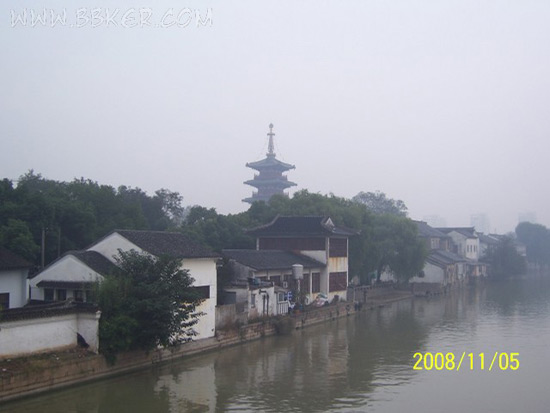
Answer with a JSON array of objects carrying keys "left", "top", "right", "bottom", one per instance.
[
  {"left": 423, "top": 215, "right": 447, "bottom": 228},
  {"left": 518, "top": 212, "right": 537, "bottom": 224},
  {"left": 470, "top": 213, "right": 491, "bottom": 234},
  {"left": 243, "top": 124, "right": 296, "bottom": 204}
]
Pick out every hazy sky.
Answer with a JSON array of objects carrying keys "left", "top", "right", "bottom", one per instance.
[{"left": 1, "top": 0, "right": 549, "bottom": 233}]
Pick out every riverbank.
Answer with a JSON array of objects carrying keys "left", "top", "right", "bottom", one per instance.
[{"left": 0, "top": 290, "right": 413, "bottom": 403}]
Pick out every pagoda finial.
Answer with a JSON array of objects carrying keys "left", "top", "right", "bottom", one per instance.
[{"left": 267, "top": 123, "right": 275, "bottom": 156}]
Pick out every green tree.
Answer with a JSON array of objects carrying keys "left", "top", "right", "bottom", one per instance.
[
  {"left": 0, "top": 219, "right": 40, "bottom": 262},
  {"left": 97, "top": 250, "right": 204, "bottom": 363},
  {"left": 516, "top": 222, "right": 550, "bottom": 269},
  {"left": 0, "top": 171, "right": 187, "bottom": 267},
  {"left": 483, "top": 237, "right": 527, "bottom": 278},
  {"left": 183, "top": 190, "right": 426, "bottom": 283},
  {"left": 361, "top": 214, "right": 426, "bottom": 282},
  {"left": 352, "top": 191, "right": 408, "bottom": 216}
]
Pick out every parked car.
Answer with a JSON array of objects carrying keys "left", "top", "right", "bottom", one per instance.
[{"left": 313, "top": 293, "right": 329, "bottom": 307}]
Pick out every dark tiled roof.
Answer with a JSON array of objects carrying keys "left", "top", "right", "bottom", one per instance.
[
  {"left": 247, "top": 216, "right": 358, "bottom": 237},
  {"left": 414, "top": 221, "right": 449, "bottom": 238},
  {"left": 223, "top": 249, "right": 325, "bottom": 271},
  {"left": 70, "top": 250, "right": 117, "bottom": 275},
  {"left": 426, "top": 250, "right": 467, "bottom": 267},
  {"left": 436, "top": 227, "right": 478, "bottom": 239},
  {"left": 478, "top": 233, "right": 500, "bottom": 245},
  {"left": 0, "top": 246, "right": 32, "bottom": 271},
  {"left": 0, "top": 301, "right": 98, "bottom": 322},
  {"left": 29, "top": 250, "right": 118, "bottom": 280},
  {"left": 116, "top": 230, "right": 220, "bottom": 259}
]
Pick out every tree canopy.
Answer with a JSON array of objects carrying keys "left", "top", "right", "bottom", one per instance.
[
  {"left": 1, "top": 171, "right": 427, "bottom": 283},
  {"left": 0, "top": 171, "right": 185, "bottom": 265},
  {"left": 515, "top": 222, "right": 550, "bottom": 269},
  {"left": 97, "top": 250, "right": 203, "bottom": 363},
  {"left": 352, "top": 191, "right": 408, "bottom": 216},
  {"left": 181, "top": 190, "right": 427, "bottom": 282},
  {"left": 482, "top": 236, "right": 527, "bottom": 278}
]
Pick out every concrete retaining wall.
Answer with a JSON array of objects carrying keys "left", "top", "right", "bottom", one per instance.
[{"left": 0, "top": 302, "right": 356, "bottom": 403}]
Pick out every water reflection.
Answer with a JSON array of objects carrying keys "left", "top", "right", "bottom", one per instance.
[{"left": 2, "top": 277, "right": 549, "bottom": 412}]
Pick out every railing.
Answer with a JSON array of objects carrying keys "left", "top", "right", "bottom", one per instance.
[{"left": 277, "top": 301, "right": 289, "bottom": 315}]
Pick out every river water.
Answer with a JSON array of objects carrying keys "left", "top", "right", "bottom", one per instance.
[{"left": 2, "top": 277, "right": 550, "bottom": 412}]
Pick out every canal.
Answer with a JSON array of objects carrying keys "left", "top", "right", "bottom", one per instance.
[{"left": 2, "top": 277, "right": 549, "bottom": 412}]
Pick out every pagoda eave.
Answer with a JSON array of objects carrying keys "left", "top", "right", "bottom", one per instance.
[
  {"left": 243, "top": 180, "right": 297, "bottom": 189},
  {"left": 246, "top": 159, "right": 295, "bottom": 172}
]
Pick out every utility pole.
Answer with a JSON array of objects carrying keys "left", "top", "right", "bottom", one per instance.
[{"left": 41, "top": 227, "right": 46, "bottom": 269}]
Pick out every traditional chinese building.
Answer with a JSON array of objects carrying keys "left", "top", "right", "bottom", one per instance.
[{"left": 243, "top": 124, "right": 296, "bottom": 204}]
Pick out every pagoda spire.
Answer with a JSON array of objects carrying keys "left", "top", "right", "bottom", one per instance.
[{"left": 267, "top": 123, "right": 275, "bottom": 157}]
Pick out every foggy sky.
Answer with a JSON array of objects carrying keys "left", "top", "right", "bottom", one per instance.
[{"left": 1, "top": 0, "right": 549, "bottom": 233}]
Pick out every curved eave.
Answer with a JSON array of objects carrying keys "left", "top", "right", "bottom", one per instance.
[
  {"left": 244, "top": 179, "right": 297, "bottom": 189},
  {"left": 246, "top": 156, "right": 295, "bottom": 171}
]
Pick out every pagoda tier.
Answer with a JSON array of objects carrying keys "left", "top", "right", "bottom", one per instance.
[{"left": 243, "top": 124, "right": 297, "bottom": 204}]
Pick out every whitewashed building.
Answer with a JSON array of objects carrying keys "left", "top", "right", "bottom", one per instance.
[
  {"left": 31, "top": 230, "right": 220, "bottom": 340},
  {"left": 437, "top": 227, "right": 480, "bottom": 260},
  {"left": 223, "top": 249, "right": 325, "bottom": 316},
  {"left": 29, "top": 250, "right": 116, "bottom": 303},
  {"left": 0, "top": 247, "right": 32, "bottom": 309}
]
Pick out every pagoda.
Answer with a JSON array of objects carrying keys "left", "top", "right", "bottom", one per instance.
[{"left": 243, "top": 124, "right": 296, "bottom": 204}]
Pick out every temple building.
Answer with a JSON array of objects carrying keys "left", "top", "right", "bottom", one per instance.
[{"left": 243, "top": 124, "right": 296, "bottom": 204}]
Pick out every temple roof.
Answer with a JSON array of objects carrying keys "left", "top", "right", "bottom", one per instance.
[{"left": 247, "top": 215, "right": 358, "bottom": 238}]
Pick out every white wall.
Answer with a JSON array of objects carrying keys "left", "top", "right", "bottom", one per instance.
[
  {"left": 300, "top": 250, "right": 327, "bottom": 265},
  {"left": 0, "top": 268, "right": 28, "bottom": 308},
  {"left": 248, "top": 286, "right": 277, "bottom": 319},
  {"left": 0, "top": 311, "right": 101, "bottom": 358},
  {"left": 183, "top": 258, "right": 217, "bottom": 340},
  {"left": 410, "top": 262, "right": 445, "bottom": 284},
  {"left": 448, "top": 231, "right": 479, "bottom": 260}
]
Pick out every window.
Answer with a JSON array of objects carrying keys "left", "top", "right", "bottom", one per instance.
[
  {"left": 312, "top": 272, "right": 321, "bottom": 294},
  {"left": 269, "top": 275, "right": 281, "bottom": 286},
  {"left": 44, "top": 288, "right": 54, "bottom": 301},
  {"left": 56, "top": 289, "right": 67, "bottom": 301},
  {"left": 303, "top": 273, "right": 311, "bottom": 294},
  {"left": 191, "top": 286, "right": 210, "bottom": 299},
  {"left": 329, "top": 272, "right": 348, "bottom": 292},
  {"left": 329, "top": 238, "right": 347, "bottom": 257},
  {"left": 259, "top": 237, "right": 325, "bottom": 251},
  {"left": 74, "top": 290, "right": 84, "bottom": 302},
  {"left": 251, "top": 293, "right": 256, "bottom": 308},
  {"left": 0, "top": 293, "right": 9, "bottom": 310}
]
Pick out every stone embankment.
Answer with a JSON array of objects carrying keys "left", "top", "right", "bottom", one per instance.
[{"left": 0, "top": 288, "right": 411, "bottom": 403}]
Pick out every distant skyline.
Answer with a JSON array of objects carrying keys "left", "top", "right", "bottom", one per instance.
[{"left": 2, "top": 1, "right": 550, "bottom": 233}]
